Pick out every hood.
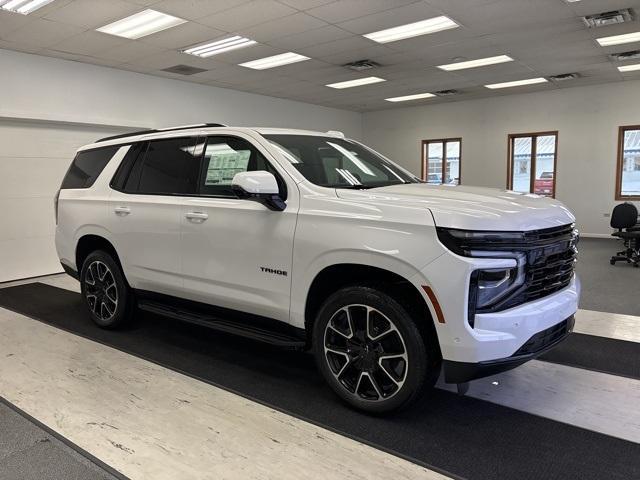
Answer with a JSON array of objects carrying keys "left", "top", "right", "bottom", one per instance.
[{"left": 335, "top": 183, "right": 575, "bottom": 231}]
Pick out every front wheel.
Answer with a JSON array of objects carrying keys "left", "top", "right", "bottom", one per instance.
[
  {"left": 80, "top": 250, "right": 134, "bottom": 329},
  {"left": 313, "top": 286, "right": 438, "bottom": 413}
]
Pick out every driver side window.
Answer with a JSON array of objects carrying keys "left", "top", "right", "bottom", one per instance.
[{"left": 198, "top": 136, "right": 277, "bottom": 197}]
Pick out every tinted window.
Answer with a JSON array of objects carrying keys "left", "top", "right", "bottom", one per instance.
[
  {"left": 110, "top": 142, "right": 146, "bottom": 191},
  {"left": 136, "top": 137, "right": 200, "bottom": 195},
  {"left": 199, "top": 136, "right": 281, "bottom": 197},
  {"left": 264, "top": 135, "right": 418, "bottom": 189},
  {"left": 61, "top": 146, "right": 119, "bottom": 189}
]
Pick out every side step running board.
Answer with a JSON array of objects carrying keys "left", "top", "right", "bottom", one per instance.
[{"left": 137, "top": 300, "right": 306, "bottom": 349}]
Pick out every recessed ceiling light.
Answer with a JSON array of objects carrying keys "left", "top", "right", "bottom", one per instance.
[
  {"left": 0, "top": 0, "right": 55, "bottom": 14},
  {"left": 326, "top": 77, "right": 386, "bottom": 89},
  {"left": 385, "top": 92, "right": 435, "bottom": 102},
  {"left": 596, "top": 31, "right": 640, "bottom": 47},
  {"left": 485, "top": 77, "right": 548, "bottom": 89},
  {"left": 96, "top": 9, "right": 186, "bottom": 40},
  {"left": 239, "top": 52, "right": 309, "bottom": 70},
  {"left": 363, "top": 16, "right": 459, "bottom": 44},
  {"left": 438, "top": 55, "right": 514, "bottom": 71},
  {"left": 618, "top": 64, "right": 640, "bottom": 72},
  {"left": 183, "top": 36, "right": 257, "bottom": 58}
]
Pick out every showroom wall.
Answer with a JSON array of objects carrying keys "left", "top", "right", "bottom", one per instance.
[
  {"left": 362, "top": 81, "right": 640, "bottom": 237},
  {"left": 0, "top": 49, "right": 362, "bottom": 282}
]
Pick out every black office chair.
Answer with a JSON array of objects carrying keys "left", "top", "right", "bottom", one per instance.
[{"left": 610, "top": 202, "right": 640, "bottom": 267}]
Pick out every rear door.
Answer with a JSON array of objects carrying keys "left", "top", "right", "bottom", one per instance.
[
  {"left": 108, "top": 136, "right": 200, "bottom": 296},
  {"left": 179, "top": 133, "right": 298, "bottom": 323}
]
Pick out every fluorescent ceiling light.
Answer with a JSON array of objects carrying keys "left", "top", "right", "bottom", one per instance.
[
  {"left": 326, "top": 76, "right": 386, "bottom": 89},
  {"left": 385, "top": 92, "right": 435, "bottom": 102},
  {"left": 183, "top": 36, "right": 257, "bottom": 58},
  {"left": 0, "top": 0, "right": 54, "bottom": 14},
  {"left": 618, "top": 63, "right": 640, "bottom": 72},
  {"left": 485, "top": 77, "right": 548, "bottom": 89},
  {"left": 596, "top": 31, "right": 640, "bottom": 47},
  {"left": 363, "top": 16, "right": 459, "bottom": 44},
  {"left": 438, "top": 55, "right": 514, "bottom": 71},
  {"left": 96, "top": 9, "right": 186, "bottom": 40},
  {"left": 239, "top": 52, "right": 309, "bottom": 70}
]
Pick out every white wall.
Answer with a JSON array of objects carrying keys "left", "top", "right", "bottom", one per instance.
[
  {"left": 0, "top": 49, "right": 362, "bottom": 282},
  {"left": 362, "top": 81, "right": 640, "bottom": 236}
]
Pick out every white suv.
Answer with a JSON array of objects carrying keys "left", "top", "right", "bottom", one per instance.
[{"left": 55, "top": 124, "right": 580, "bottom": 413}]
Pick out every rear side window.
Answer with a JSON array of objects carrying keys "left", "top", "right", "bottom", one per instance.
[
  {"left": 136, "top": 137, "right": 200, "bottom": 195},
  {"left": 110, "top": 142, "right": 147, "bottom": 192},
  {"left": 61, "top": 146, "right": 119, "bottom": 189}
]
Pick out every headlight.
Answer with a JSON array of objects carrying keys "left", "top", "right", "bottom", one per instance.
[{"left": 437, "top": 228, "right": 528, "bottom": 327}]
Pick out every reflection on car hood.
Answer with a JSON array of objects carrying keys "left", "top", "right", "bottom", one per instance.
[{"left": 335, "top": 183, "right": 575, "bottom": 231}]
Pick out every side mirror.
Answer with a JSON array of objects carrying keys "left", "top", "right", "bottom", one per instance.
[{"left": 231, "top": 171, "right": 286, "bottom": 211}]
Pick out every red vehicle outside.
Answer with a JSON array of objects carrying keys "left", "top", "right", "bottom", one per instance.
[{"left": 534, "top": 171, "right": 554, "bottom": 196}]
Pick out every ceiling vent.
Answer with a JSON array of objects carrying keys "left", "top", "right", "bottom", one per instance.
[
  {"left": 161, "top": 64, "right": 208, "bottom": 75},
  {"left": 609, "top": 49, "right": 640, "bottom": 61},
  {"left": 343, "top": 59, "right": 381, "bottom": 71},
  {"left": 434, "top": 89, "right": 460, "bottom": 96},
  {"left": 548, "top": 73, "right": 580, "bottom": 82},
  {"left": 582, "top": 9, "right": 634, "bottom": 28}
]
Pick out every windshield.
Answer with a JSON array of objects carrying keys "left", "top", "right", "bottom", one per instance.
[{"left": 263, "top": 134, "right": 420, "bottom": 189}]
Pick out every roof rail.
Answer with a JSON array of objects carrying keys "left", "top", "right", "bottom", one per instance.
[{"left": 96, "top": 123, "right": 227, "bottom": 143}]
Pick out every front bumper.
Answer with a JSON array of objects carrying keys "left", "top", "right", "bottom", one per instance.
[{"left": 442, "top": 315, "right": 574, "bottom": 383}]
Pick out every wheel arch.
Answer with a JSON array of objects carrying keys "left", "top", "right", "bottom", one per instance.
[
  {"left": 75, "top": 234, "right": 128, "bottom": 285},
  {"left": 303, "top": 263, "right": 441, "bottom": 356}
]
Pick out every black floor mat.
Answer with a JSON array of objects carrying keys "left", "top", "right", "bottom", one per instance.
[
  {"left": 539, "top": 332, "right": 640, "bottom": 379},
  {"left": 0, "top": 283, "right": 638, "bottom": 480}
]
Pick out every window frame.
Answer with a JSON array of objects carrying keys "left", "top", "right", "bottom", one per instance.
[
  {"left": 421, "top": 137, "right": 462, "bottom": 185},
  {"left": 616, "top": 125, "right": 640, "bottom": 201},
  {"left": 196, "top": 135, "right": 287, "bottom": 200},
  {"left": 507, "top": 131, "right": 558, "bottom": 198}
]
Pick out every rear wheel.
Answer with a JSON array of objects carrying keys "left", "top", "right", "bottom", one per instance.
[
  {"left": 80, "top": 250, "right": 134, "bottom": 329},
  {"left": 313, "top": 286, "right": 438, "bottom": 413}
]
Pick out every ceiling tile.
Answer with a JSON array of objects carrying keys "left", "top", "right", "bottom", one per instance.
[
  {"left": 198, "top": 0, "right": 297, "bottom": 31},
  {"left": 265, "top": 24, "right": 353, "bottom": 49},
  {"left": 97, "top": 40, "right": 167, "bottom": 63},
  {"left": 2, "top": 18, "right": 84, "bottom": 48},
  {"left": 277, "top": 0, "right": 335, "bottom": 10},
  {"left": 50, "top": 31, "right": 129, "bottom": 56},
  {"left": 43, "top": 0, "right": 141, "bottom": 29},
  {"left": 152, "top": 0, "right": 252, "bottom": 21},
  {"left": 242, "top": 12, "right": 328, "bottom": 42},
  {"left": 336, "top": 1, "right": 444, "bottom": 34},
  {"left": 306, "top": 0, "right": 421, "bottom": 23}
]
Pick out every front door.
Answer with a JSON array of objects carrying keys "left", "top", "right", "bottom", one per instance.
[{"left": 180, "top": 134, "right": 297, "bottom": 323}]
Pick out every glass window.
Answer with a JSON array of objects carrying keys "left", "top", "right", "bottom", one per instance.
[
  {"left": 422, "top": 138, "right": 462, "bottom": 185},
  {"left": 110, "top": 142, "right": 146, "bottom": 191},
  {"left": 136, "top": 137, "right": 200, "bottom": 195},
  {"left": 508, "top": 132, "right": 557, "bottom": 197},
  {"left": 617, "top": 126, "right": 640, "bottom": 200},
  {"left": 61, "top": 146, "right": 119, "bottom": 189},
  {"left": 199, "top": 136, "right": 279, "bottom": 197},
  {"left": 264, "top": 134, "right": 418, "bottom": 189}
]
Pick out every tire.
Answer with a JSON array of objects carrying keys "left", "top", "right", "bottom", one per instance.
[
  {"left": 312, "top": 286, "right": 438, "bottom": 414},
  {"left": 80, "top": 250, "right": 134, "bottom": 329}
]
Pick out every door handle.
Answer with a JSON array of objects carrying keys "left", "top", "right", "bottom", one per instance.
[
  {"left": 114, "top": 206, "right": 131, "bottom": 216},
  {"left": 185, "top": 211, "right": 208, "bottom": 222}
]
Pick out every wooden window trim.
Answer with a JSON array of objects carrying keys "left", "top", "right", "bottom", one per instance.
[
  {"left": 507, "top": 131, "right": 558, "bottom": 198},
  {"left": 616, "top": 125, "right": 640, "bottom": 201},
  {"left": 421, "top": 138, "right": 463, "bottom": 184}
]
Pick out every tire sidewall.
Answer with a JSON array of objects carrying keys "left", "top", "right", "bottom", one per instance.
[
  {"left": 80, "top": 250, "right": 131, "bottom": 329},
  {"left": 312, "top": 286, "right": 429, "bottom": 414}
]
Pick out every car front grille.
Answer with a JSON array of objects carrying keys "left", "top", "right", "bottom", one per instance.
[{"left": 478, "top": 224, "right": 578, "bottom": 312}]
